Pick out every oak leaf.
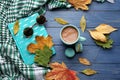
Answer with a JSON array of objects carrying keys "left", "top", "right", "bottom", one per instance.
[
  {"left": 45, "top": 62, "right": 80, "bottom": 80},
  {"left": 89, "top": 30, "right": 107, "bottom": 42},
  {"left": 27, "top": 35, "right": 54, "bottom": 53},
  {"left": 95, "top": 24, "right": 117, "bottom": 34},
  {"left": 79, "top": 58, "right": 91, "bottom": 66},
  {"left": 68, "top": 0, "right": 92, "bottom": 10}
]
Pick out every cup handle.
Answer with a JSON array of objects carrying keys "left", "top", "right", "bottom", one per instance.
[{"left": 79, "top": 36, "right": 86, "bottom": 42}]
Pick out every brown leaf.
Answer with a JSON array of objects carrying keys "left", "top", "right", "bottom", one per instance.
[
  {"left": 95, "top": 24, "right": 117, "bottom": 34},
  {"left": 13, "top": 20, "right": 19, "bottom": 35},
  {"left": 45, "top": 62, "right": 80, "bottom": 80},
  {"left": 68, "top": 0, "right": 92, "bottom": 10},
  {"left": 81, "top": 68, "right": 97, "bottom": 76},
  {"left": 27, "top": 35, "right": 54, "bottom": 53},
  {"left": 79, "top": 58, "right": 91, "bottom": 66},
  {"left": 89, "top": 30, "right": 107, "bottom": 42},
  {"left": 54, "top": 18, "right": 69, "bottom": 25}
]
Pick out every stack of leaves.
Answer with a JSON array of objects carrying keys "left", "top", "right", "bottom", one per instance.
[
  {"left": 68, "top": 0, "right": 92, "bottom": 10},
  {"left": 27, "top": 35, "right": 54, "bottom": 67},
  {"left": 45, "top": 62, "right": 79, "bottom": 80},
  {"left": 89, "top": 24, "right": 117, "bottom": 48}
]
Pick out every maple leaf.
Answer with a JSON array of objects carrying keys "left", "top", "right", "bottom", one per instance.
[
  {"left": 27, "top": 35, "right": 54, "bottom": 53},
  {"left": 45, "top": 62, "right": 80, "bottom": 80},
  {"left": 34, "top": 46, "right": 52, "bottom": 67},
  {"left": 68, "top": 0, "right": 92, "bottom": 10}
]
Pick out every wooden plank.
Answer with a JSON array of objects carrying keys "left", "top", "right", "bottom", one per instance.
[
  {"left": 46, "top": 28, "right": 120, "bottom": 45},
  {"left": 51, "top": 46, "right": 120, "bottom": 79},
  {"left": 45, "top": 11, "right": 120, "bottom": 28},
  {"left": 52, "top": 46, "right": 120, "bottom": 63}
]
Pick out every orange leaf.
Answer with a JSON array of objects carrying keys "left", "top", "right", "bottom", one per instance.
[
  {"left": 27, "top": 35, "right": 54, "bottom": 53},
  {"left": 79, "top": 58, "right": 91, "bottom": 66},
  {"left": 45, "top": 62, "right": 80, "bottom": 80},
  {"left": 68, "top": 0, "right": 92, "bottom": 10}
]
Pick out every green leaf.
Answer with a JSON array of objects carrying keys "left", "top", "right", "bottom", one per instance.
[
  {"left": 34, "top": 46, "right": 52, "bottom": 67},
  {"left": 81, "top": 68, "right": 97, "bottom": 76},
  {"left": 94, "top": 35, "right": 113, "bottom": 49},
  {"left": 13, "top": 20, "right": 19, "bottom": 35},
  {"left": 80, "top": 15, "right": 86, "bottom": 32}
]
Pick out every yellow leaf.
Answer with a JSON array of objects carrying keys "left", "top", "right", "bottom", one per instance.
[
  {"left": 81, "top": 68, "right": 97, "bottom": 76},
  {"left": 80, "top": 15, "right": 86, "bottom": 32},
  {"left": 13, "top": 20, "right": 19, "bottom": 35},
  {"left": 54, "top": 18, "right": 69, "bottom": 25},
  {"left": 95, "top": 24, "right": 117, "bottom": 34},
  {"left": 79, "top": 58, "right": 91, "bottom": 66},
  {"left": 89, "top": 30, "right": 107, "bottom": 42}
]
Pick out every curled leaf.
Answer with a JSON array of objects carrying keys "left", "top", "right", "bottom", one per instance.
[
  {"left": 95, "top": 24, "right": 117, "bottom": 34},
  {"left": 68, "top": 0, "right": 92, "bottom": 10},
  {"left": 54, "top": 18, "right": 69, "bottom": 25},
  {"left": 89, "top": 30, "right": 107, "bottom": 42},
  {"left": 13, "top": 20, "right": 19, "bottom": 35},
  {"left": 80, "top": 15, "right": 86, "bottom": 32},
  {"left": 79, "top": 58, "right": 91, "bottom": 66},
  {"left": 81, "top": 68, "right": 97, "bottom": 76},
  {"left": 45, "top": 62, "right": 79, "bottom": 80}
]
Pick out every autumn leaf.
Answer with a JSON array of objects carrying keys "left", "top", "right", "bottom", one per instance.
[
  {"left": 94, "top": 35, "right": 113, "bottom": 49},
  {"left": 79, "top": 58, "right": 91, "bottom": 66},
  {"left": 34, "top": 46, "right": 52, "bottom": 67},
  {"left": 89, "top": 30, "right": 107, "bottom": 42},
  {"left": 54, "top": 18, "right": 69, "bottom": 25},
  {"left": 27, "top": 35, "right": 54, "bottom": 53},
  {"left": 95, "top": 24, "right": 117, "bottom": 34},
  {"left": 45, "top": 62, "right": 80, "bottom": 80},
  {"left": 68, "top": 0, "right": 92, "bottom": 10},
  {"left": 80, "top": 15, "right": 86, "bottom": 32},
  {"left": 13, "top": 20, "right": 19, "bottom": 35},
  {"left": 81, "top": 68, "right": 97, "bottom": 76}
]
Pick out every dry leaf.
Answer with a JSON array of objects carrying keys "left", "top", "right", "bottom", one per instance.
[
  {"left": 27, "top": 35, "right": 54, "bottom": 53},
  {"left": 95, "top": 24, "right": 117, "bottom": 34},
  {"left": 68, "top": 0, "right": 92, "bottom": 10},
  {"left": 45, "top": 62, "right": 79, "bottom": 80},
  {"left": 81, "top": 68, "right": 97, "bottom": 76},
  {"left": 79, "top": 58, "right": 91, "bottom": 66},
  {"left": 80, "top": 15, "right": 86, "bottom": 32},
  {"left": 89, "top": 30, "right": 107, "bottom": 42},
  {"left": 54, "top": 18, "right": 69, "bottom": 25},
  {"left": 13, "top": 20, "right": 19, "bottom": 35}
]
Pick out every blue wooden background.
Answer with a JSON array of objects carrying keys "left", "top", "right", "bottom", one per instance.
[{"left": 45, "top": 1, "right": 120, "bottom": 80}]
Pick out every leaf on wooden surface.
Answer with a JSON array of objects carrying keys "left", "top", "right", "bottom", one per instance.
[
  {"left": 79, "top": 58, "right": 91, "bottom": 66},
  {"left": 34, "top": 46, "right": 52, "bottom": 67},
  {"left": 45, "top": 62, "right": 80, "bottom": 80},
  {"left": 81, "top": 68, "right": 97, "bottom": 76},
  {"left": 27, "top": 35, "right": 54, "bottom": 53},
  {"left": 54, "top": 18, "right": 69, "bottom": 25},
  {"left": 80, "top": 15, "right": 86, "bottom": 32},
  {"left": 68, "top": 0, "right": 92, "bottom": 10},
  {"left": 13, "top": 20, "right": 19, "bottom": 35},
  {"left": 95, "top": 24, "right": 117, "bottom": 34},
  {"left": 89, "top": 30, "right": 107, "bottom": 42},
  {"left": 94, "top": 35, "right": 113, "bottom": 49}
]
